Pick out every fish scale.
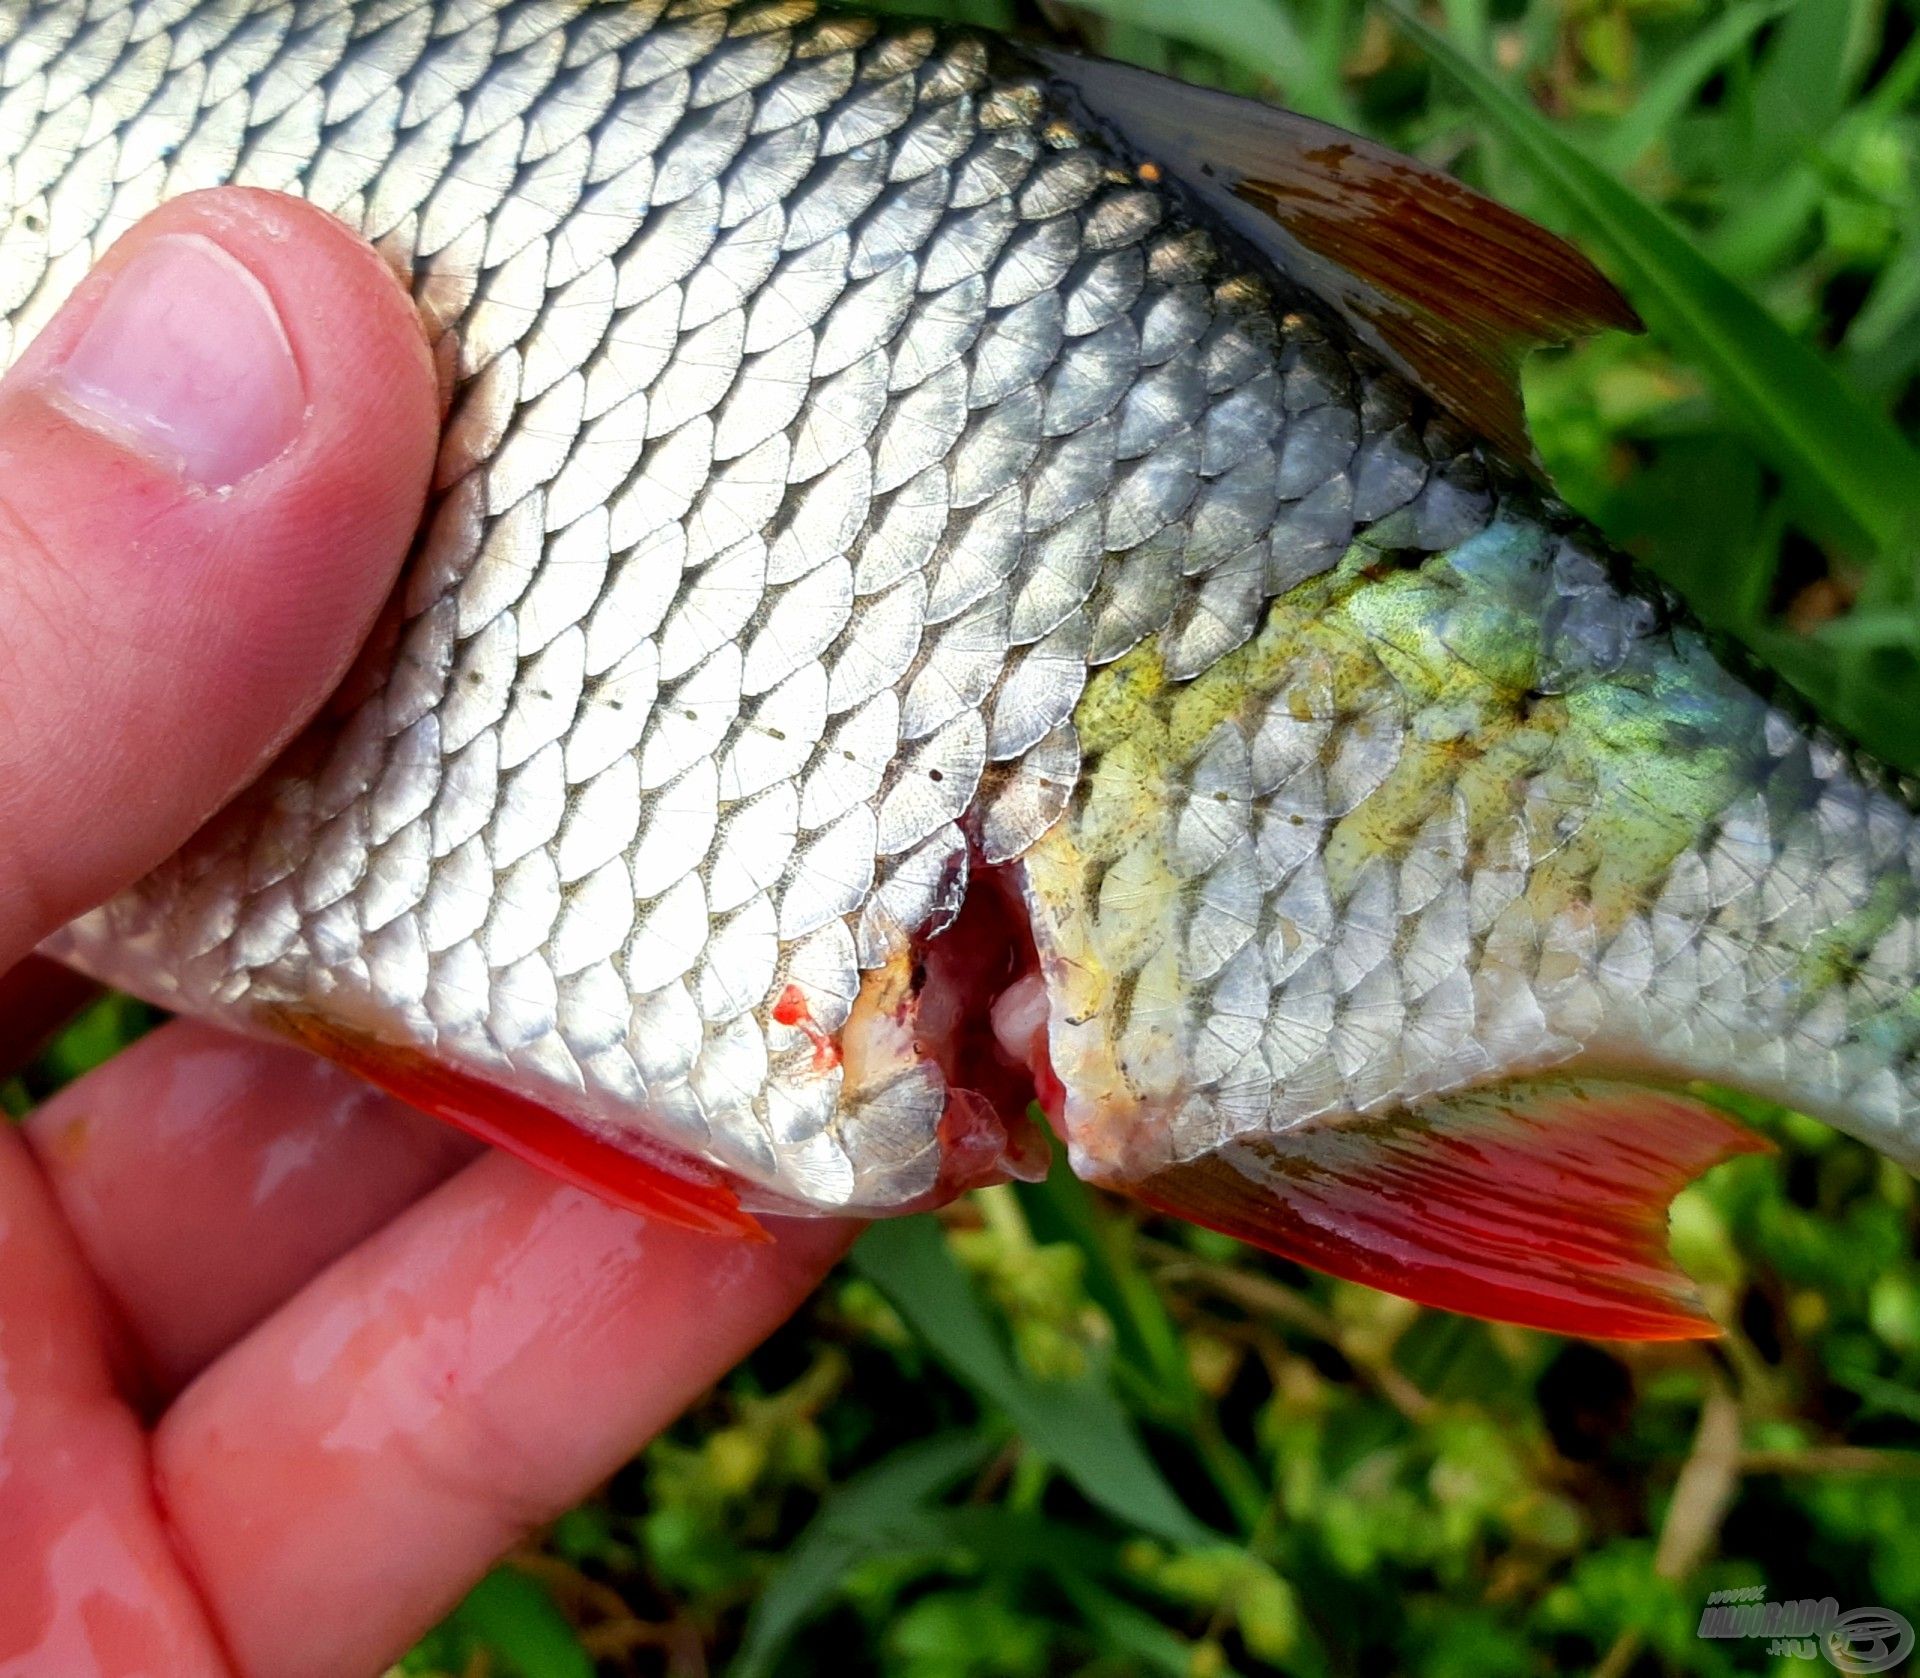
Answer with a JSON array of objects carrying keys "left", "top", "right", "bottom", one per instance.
[
  {"left": 12, "top": 0, "right": 1920, "bottom": 1335},
  {"left": 9, "top": 0, "right": 1437, "bottom": 1211}
]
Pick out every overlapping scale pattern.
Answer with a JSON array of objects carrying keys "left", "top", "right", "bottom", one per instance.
[
  {"left": 11, "top": 0, "right": 1476, "bottom": 1210},
  {"left": 16, "top": 0, "right": 1920, "bottom": 1212},
  {"left": 1022, "top": 509, "right": 1920, "bottom": 1181}
]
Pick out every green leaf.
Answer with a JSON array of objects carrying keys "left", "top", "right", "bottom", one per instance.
[
  {"left": 437, "top": 1569, "right": 593, "bottom": 1678},
  {"left": 1388, "top": 3, "right": 1920, "bottom": 562},
  {"left": 851, "top": 1218, "right": 1213, "bottom": 1546},
  {"left": 1056, "top": 1576, "right": 1198, "bottom": 1678},
  {"left": 1588, "top": 0, "right": 1791, "bottom": 174},
  {"left": 734, "top": 1432, "right": 997, "bottom": 1678},
  {"left": 1748, "top": 0, "right": 1869, "bottom": 174},
  {"left": 36, "top": 992, "right": 152, "bottom": 1085}
]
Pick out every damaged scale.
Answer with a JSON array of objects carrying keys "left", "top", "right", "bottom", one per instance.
[{"left": 10, "top": 0, "right": 1920, "bottom": 1340}]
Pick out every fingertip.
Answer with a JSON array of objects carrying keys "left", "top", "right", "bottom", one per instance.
[
  {"left": 15, "top": 187, "right": 439, "bottom": 500},
  {"left": 0, "top": 1131, "right": 234, "bottom": 1675},
  {"left": 0, "top": 187, "right": 439, "bottom": 955}
]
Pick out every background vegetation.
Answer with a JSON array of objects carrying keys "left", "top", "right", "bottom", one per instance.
[{"left": 28, "top": 0, "right": 1920, "bottom": 1672}]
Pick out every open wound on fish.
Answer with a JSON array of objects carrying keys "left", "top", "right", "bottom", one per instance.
[
  {"left": 271, "top": 883, "right": 1762, "bottom": 1339},
  {"left": 1126, "top": 1080, "right": 1770, "bottom": 1340},
  {"left": 267, "top": 1011, "right": 769, "bottom": 1241},
  {"left": 841, "top": 866, "right": 1056, "bottom": 1206},
  {"left": 255, "top": 871, "right": 1758, "bottom": 1328},
  {"left": 842, "top": 871, "right": 1764, "bottom": 1341},
  {"left": 270, "top": 870, "right": 1063, "bottom": 1234},
  {"left": 1034, "top": 50, "right": 1641, "bottom": 464}
]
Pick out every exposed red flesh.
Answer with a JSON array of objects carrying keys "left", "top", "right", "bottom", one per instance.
[
  {"left": 268, "top": 866, "right": 1750, "bottom": 1345},
  {"left": 908, "top": 862, "right": 1056, "bottom": 1193},
  {"left": 0, "top": 957, "right": 101, "bottom": 1076}
]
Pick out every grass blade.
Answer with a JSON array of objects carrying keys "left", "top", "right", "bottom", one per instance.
[
  {"left": 734, "top": 1432, "right": 996, "bottom": 1678},
  {"left": 1746, "top": 0, "right": 1860, "bottom": 178},
  {"left": 1067, "top": 0, "right": 1359, "bottom": 126},
  {"left": 1388, "top": 4, "right": 1920, "bottom": 561},
  {"left": 1057, "top": 1576, "right": 1198, "bottom": 1677},
  {"left": 1015, "top": 1153, "right": 1195, "bottom": 1421},
  {"left": 851, "top": 1218, "right": 1213, "bottom": 1546},
  {"left": 1590, "top": 0, "right": 1790, "bottom": 173}
]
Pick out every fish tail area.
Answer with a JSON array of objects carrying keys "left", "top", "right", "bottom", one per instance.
[
  {"left": 885, "top": 858, "right": 1767, "bottom": 1340},
  {"left": 958, "top": 856, "right": 1772, "bottom": 1336},
  {"left": 966, "top": 504, "right": 1920, "bottom": 1339},
  {"left": 1128, "top": 1079, "right": 1769, "bottom": 1340}
]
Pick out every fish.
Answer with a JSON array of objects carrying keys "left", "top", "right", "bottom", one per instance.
[{"left": 8, "top": 0, "right": 1916, "bottom": 1341}]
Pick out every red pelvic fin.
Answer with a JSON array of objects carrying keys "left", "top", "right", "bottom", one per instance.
[
  {"left": 271, "top": 1013, "right": 767, "bottom": 1242},
  {"left": 1128, "top": 1079, "right": 1768, "bottom": 1341}
]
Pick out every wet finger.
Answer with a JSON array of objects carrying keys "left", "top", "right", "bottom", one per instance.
[
  {"left": 24, "top": 1021, "right": 479, "bottom": 1394},
  {"left": 0, "top": 1129, "right": 230, "bottom": 1677},
  {"left": 154, "top": 1152, "right": 853, "bottom": 1678}
]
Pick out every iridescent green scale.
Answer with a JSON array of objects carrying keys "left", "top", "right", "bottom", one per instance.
[{"left": 1023, "top": 499, "right": 1920, "bottom": 1184}]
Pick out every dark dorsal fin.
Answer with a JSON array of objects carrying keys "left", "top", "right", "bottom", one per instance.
[{"left": 1031, "top": 50, "right": 1641, "bottom": 467}]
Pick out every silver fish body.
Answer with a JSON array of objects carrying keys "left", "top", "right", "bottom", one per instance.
[
  {"left": 11, "top": 0, "right": 1920, "bottom": 1271},
  {"left": 6, "top": 0, "right": 1456, "bottom": 1212}
]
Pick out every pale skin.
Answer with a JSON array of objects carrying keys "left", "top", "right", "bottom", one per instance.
[{"left": 0, "top": 187, "right": 854, "bottom": 1678}]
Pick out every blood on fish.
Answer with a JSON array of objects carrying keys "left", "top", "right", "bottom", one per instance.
[
  {"left": 772, "top": 983, "right": 842, "bottom": 1073},
  {"left": 908, "top": 860, "right": 1059, "bottom": 1192}
]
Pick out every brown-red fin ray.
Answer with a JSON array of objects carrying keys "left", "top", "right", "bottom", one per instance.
[
  {"left": 270, "top": 1012, "right": 769, "bottom": 1242},
  {"left": 1125, "top": 1079, "right": 1767, "bottom": 1340},
  {"left": 1031, "top": 50, "right": 1641, "bottom": 465}
]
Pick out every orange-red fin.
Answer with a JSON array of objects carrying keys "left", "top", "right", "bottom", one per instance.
[
  {"left": 1031, "top": 50, "right": 1640, "bottom": 465},
  {"left": 1127, "top": 1079, "right": 1767, "bottom": 1341},
  {"left": 270, "top": 1013, "right": 767, "bottom": 1242}
]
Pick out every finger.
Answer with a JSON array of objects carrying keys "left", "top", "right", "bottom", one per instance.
[
  {"left": 0, "top": 1129, "right": 231, "bottom": 1677},
  {"left": 23, "top": 1021, "right": 480, "bottom": 1395},
  {"left": 0, "top": 186, "right": 438, "bottom": 964},
  {"left": 154, "top": 1154, "right": 854, "bottom": 1678}
]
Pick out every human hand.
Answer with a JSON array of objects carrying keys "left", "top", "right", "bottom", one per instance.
[{"left": 0, "top": 188, "right": 853, "bottom": 1678}]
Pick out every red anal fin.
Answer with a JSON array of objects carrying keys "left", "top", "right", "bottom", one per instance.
[
  {"left": 271, "top": 1013, "right": 767, "bottom": 1242},
  {"left": 1128, "top": 1080, "right": 1767, "bottom": 1340}
]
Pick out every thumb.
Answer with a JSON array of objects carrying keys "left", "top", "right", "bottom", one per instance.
[{"left": 0, "top": 188, "right": 439, "bottom": 964}]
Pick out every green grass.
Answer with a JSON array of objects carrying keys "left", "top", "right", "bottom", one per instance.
[
  {"left": 31, "top": 1, "right": 1920, "bottom": 1673},
  {"left": 390, "top": 4, "right": 1920, "bottom": 1672}
]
